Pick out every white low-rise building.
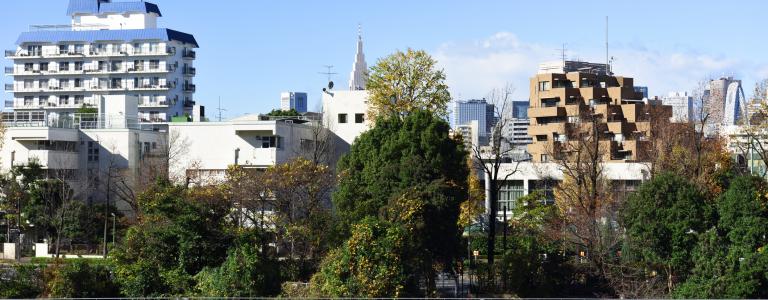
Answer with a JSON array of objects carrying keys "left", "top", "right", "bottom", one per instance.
[
  {"left": 168, "top": 114, "right": 327, "bottom": 184},
  {"left": 485, "top": 162, "right": 650, "bottom": 218}
]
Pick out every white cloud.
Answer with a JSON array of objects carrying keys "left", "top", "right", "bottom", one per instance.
[{"left": 434, "top": 32, "right": 768, "bottom": 100}]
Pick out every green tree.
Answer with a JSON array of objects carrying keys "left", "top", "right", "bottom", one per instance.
[
  {"left": 332, "top": 110, "right": 468, "bottom": 273},
  {"left": 310, "top": 217, "right": 409, "bottom": 298},
  {"left": 111, "top": 181, "right": 233, "bottom": 296},
  {"left": 0, "top": 264, "right": 44, "bottom": 298},
  {"left": 194, "top": 231, "right": 281, "bottom": 297},
  {"left": 46, "top": 260, "right": 120, "bottom": 298},
  {"left": 266, "top": 108, "right": 301, "bottom": 117},
  {"left": 675, "top": 176, "right": 768, "bottom": 298},
  {"left": 366, "top": 49, "right": 451, "bottom": 119},
  {"left": 621, "top": 172, "right": 713, "bottom": 293}
]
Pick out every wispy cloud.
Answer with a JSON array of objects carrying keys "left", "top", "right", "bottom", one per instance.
[{"left": 434, "top": 32, "right": 767, "bottom": 100}]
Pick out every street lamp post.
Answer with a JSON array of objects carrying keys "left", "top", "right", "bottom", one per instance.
[{"left": 111, "top": 213, "right": 116, "bottom": 246}]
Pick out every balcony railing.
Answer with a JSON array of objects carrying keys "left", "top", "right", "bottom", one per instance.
[
  {"left": 4, "top": 100, "right": 12, "bottom": 108},
  {"left": 183, "top": 67, "right": 196, "bottom": 75},
  {"left": 139, "top": 100, "right": 169, "bottom": 107},
  {"left": 4, "top": 50, "right": 15, "bottom": 58},
  {"left": 4, "top": 84, "right": 13, "bottom": 91},
  {"left": 2, "top": 111, "right": 155, "bottom": 130},
  {"left": 182, "top": 50, "right": 196, "bottom": 59},
  {"left": 183, "top": 99, "right": 196, "bottom": 107},
  {"left": 183, "top": 84, "right": 196, "bottom": 92},
  {"left": 4, "top": 67, "right": 13, "bottom": 74}
]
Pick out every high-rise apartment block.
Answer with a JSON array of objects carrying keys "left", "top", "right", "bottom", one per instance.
[
  {"left": 528, "top": 62, "right": 671, "bottom": 162},
  {"left": 705, "top": 76, "right": 746, "bottom": 131},
  {"left": 4, "top": 0, "right": 198, "bottom": 123},
  {"left": 280, "top": 92, "right": 308, "bottom": 113}
]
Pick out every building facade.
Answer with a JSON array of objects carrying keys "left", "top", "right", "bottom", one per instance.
[
  {"left": 4, "top": 0, "right": 198, "bottom": 124},
  {"left": 454, "top": 99, "right": 495, "bottom": 144},
  {"left": 705, "top": 77, "right": 747, "bottom": 132},
  {"left": 662, "top": 91, "right": 693, "bottom": 123},
  {"left": 506, "top": 118, "right": 533, "bottom": 150},
  {"left": 527, "top": 63, "right": 671, "bottom": 162},
  {"left": 634, "top": 86, "right": 649, "bottom": 99},
  {"left": 280, "top": 92, "right": 308, "bottom": 113}
]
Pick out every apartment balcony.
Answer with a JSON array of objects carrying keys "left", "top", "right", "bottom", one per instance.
[
  {"left": 183, "top": 98, "right": 196, "bottom": 107},
  {"left": 182, "top": 50, "right": 196, "bottom": 59},
  {"left": 183, "top": 67, "right": 196, "bottom": 75},
  {"left": 28, "top": 150, "right": 79, "bottom": 170},
  {"left": 139, "top": 100, "right": 169, "bottom": 107},
  {"left": 528, "top": 106, "right": 565, "bottom": 118},
  {"left": 4, "top": 50, "right": 15, "bottom": 58},
  {"left": 132, "top": 47, "right": 174, "bottom": 56},
  {"left": 127, "top": 66, "right": 173, "bottom": 74},
  {"left": 183, "top": 84, "right": 196, "bottom": 92},
  {"left": 529, "top": 122, "right": 566, "bottom": 136},
  {"left": 134, "top": 83, "right": 173, "bottom": 91},
  {"left": 4, "top": 84, "right": 13, "bottom": 91},
  {"left": 4, "top": 67, "right": 13, "bottom": 75},
  {"left": 4, "top": 100, "right": 12, "bottom": 108}
]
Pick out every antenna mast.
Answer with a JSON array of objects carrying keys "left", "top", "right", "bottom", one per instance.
[
  {"left": 605, "top": 16, "right": 610, "bottom": 75},
  {"left": 319, "top": 65, "right": 337, "bottom": 83},
  {"left": 216, "top": 97, "right": 227, "bottom": 122}
]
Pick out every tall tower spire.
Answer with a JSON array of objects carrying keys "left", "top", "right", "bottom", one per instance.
[{"left": 349, "top": 24, "right": 368, "bottom": 91}]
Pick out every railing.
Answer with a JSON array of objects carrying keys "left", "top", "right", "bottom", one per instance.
[
  {"left": 4, "top": 100, "right": 12, "bottom": 108},
  {"left": 139, "top": 100, "right": 169, "bottom": 107},
  {"left": 4, "top": 84, "right": 13, "bottom": 91},
  {"left": 183, "top": 84, "right": 196, "bottom": 92},
  {"left": 183, "top": 99, "right": 196, "bottom": 107},
  {"left": 183, "top": 67, "right": 196, "bottom": 75},
  {"left": 2, "top": 111, "right": 154, "bottom": 130},
  {"left": 4, "top": 67, "right": 13, "bottom": 74},
  {"left": 182, "top": 50, "right": 196, "bottom": 59},
  {"left": 4, "top": 50, "right": 15, "bottom": 57}
]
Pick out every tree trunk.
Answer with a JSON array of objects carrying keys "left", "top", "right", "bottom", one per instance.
[{"left": 487, "top": 180, "right": 497, "bottom": 286}]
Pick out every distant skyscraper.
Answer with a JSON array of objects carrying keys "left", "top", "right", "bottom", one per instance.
[
  {"left": 348, "top": 26, "right": 367, "bottom": 90},
  {"left": 662, "top": 92, "right": 693, "bottom": 122},
  {"left": 512, "top": 100, "right": 529, "bottom": 119},
  {"left": 705, "top": 77, "right": 746, "bottom": 130},
  {"left": 454, "top": 99, "right": 495, "bottom": 139},
  {"left": 280, "top": 92, "right": 307, "bottom": 113},
  {"left": 538, "top": 60, "right": 608, "bottom": 75},
  {"left": 634, "top": 86, "right": 649, "bottom": 98}
]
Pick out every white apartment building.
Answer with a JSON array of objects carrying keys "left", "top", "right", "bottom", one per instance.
[
  {"left": 0, "top": 95, "right": 165, "bottom": 212},
  {"left": 4, "top": 0, "right": 197, "bottom": 124},
  {"left": 168, "top": 114, "right": 326, "bottom": 184},
  {"left": 485, "top": 162, "right": 650, "bottom": 219},
  {"left": 454, "top": 120, "right": 480, "bottom": 151},
  {"left": 661, "top": 92, "right": 693, "bottom": 123},
  {"left": 505, "top": 118, "right": 532, "bottom": 150}
]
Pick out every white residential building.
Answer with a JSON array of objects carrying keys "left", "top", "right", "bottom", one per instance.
[
  {"left": 4, "top": 0, "right": 198, "bottom": 124},
  {"left": 485, "top": 162, "right": 650, "bottom": 219},
  {"left": 505, "top": 118, "right": 533, "bottom": 150},
  {"left": 662, "top": 92, "right": 694, "bottom": 123},
  {"left": 167, "top": 114, "right": 325, "bottom": 184},
  {"left": 454, "top": 120, "right": 480, "bottom": 151},
  {"left": 0, "top": 95, "right": 165, "bottom": 212}
]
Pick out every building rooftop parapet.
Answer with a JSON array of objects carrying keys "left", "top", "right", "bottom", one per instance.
[{"left": 2, "top": 111, "right": 155, "bottom": 131}]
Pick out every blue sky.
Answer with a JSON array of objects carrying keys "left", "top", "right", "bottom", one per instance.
[{"left": 2, "top": 1, "right": 767, "bottom": 119}]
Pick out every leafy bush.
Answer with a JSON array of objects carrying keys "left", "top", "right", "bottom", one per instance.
[
  {"left": 45, "top": 260, "right": 120, "bottom": 298},
  {"left": 0, "top": 264, "right": 44, "bottom": 298}
]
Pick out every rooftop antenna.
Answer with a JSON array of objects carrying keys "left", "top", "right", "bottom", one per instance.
[
  {"left": 605, "top": 16, "right": 611, "bottom": 75},
  {"left": 319, "top": 65, "right": 337, "bottom": 83},
  {"left": 216, "top": 96, "right": 227, "bottom": 122},
  {"left": 559, "top": 43, "right": 567, "bottom": 65}
]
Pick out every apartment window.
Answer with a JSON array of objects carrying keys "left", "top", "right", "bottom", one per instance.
[
  {"left": 355, "top": 113, "right": 364, "bottom": 124},
  {"left": 568, "top": 116, "right": 581, "bottom": 124},
  {"left": 24, "top": 63, "right": 33, "bottom": 72},
  {"left": 27, "top": 45, "right": 41, "bottom": 56},
  {"left": 87, "top": 141, "right": 99, "bottom": 162},
  {"left": 98, "top": 78, "right": 108, "bottom": 89},
  {"left": 59, "top": 95, "right": 70, "bottom": 106},
  {"left": 60, "top": 79, "right": 70, "bottom": 89},
  {"left": 111, "top": 78, "right": 122, "bottom": 89},
  {"left": 133, "top": 60, "right": 145, "bottom": 71},
  {"left": 74, "top": 44, "right": 84, "bottom": 54},
  {"left": 149, "top": 43, "right": 159, "bottom": 53},
  {"left": 59, "top": 44, "right": 68, "bottom": 54},
  {"left": 40, "top": 79, "right": 49, "bottom": 89},
  {"left": 149, "top": 111, "right": 161, "bottom": 121},
  {"left": 149, "top": 60, "right": 160, "bottom": 70},
  {"left": 39, "top": 63, "right": 48, "bottom": 72},
  {"left": 74, "top": 78, "right": 83, "bottom": 88},
  {"left": 39, "top": 96, "right": 49, "bottom": 106},
  {"left": 74, "top": 95, "right": 84, "bottom": 105},
  {"left": 24, "top": 80, "right": 33, "bottom": 89},
  {"left": 150, "top": 77, "right": 160, "bottom": 86},
  {"left": 541, "top": 154, "right": 549, "bottom": 162},
  {"left": 498, "top": 180, "right": 525, "bottom": 212},
  {"left": 338, "top": 113, "right": 348, "bottom": 124},
  {"left": 59, "top": 62, "right": 69, "bottom": 71},
  {"left": 260, "top": 136, "right": 282, "bottom": 149},
  {"left": 23, "top": 96, "right": 33, "bottom": 106},
  {"left": 530, "top": 180, "right": 558, "bottom": 205},
  {"left": 111, "top": 60, "right": 122, "bottom": 71},
  {"left": 538, "top": 81, "right": 550, "bottom": 91},
  {"left": 74, "top": 61, "right": 83, "bottom": 71},
  {"left": 98, "top": 61, "right": 108, "bottom": 71}
]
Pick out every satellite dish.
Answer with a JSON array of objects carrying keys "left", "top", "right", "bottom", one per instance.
[{"left": 328, "top": 81, "right": 334, "bottom": 90}]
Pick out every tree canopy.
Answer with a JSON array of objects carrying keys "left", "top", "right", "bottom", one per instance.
[{"left": 366, "top": 49, "right": 451, "bottom": 119}]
